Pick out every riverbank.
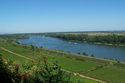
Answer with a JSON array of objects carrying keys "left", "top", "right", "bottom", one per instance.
[
  {"left": 49, "top": 37, "right": 125, "bottom": 47},
  {"left": 41, "top": 33, "right": 125, "bottom": 47},
  {"left": 18, "top": 35, "right": 125, "bottom": 62},
  {"left": 59, "top": 39, "right": 125, "bottom": 47},
  {"left": 1, "top": 33, "right": 125, "bottom": 47}
]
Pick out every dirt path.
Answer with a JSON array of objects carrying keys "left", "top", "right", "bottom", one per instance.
[
  {"left": 0, "top": 47, "right": 107, "bottom": 83},
  {"left": 63, "top": 69, "right": 107, "bottom": 83},
  {"left": 0, "top": 47, "right": 33, "bottom": 61}
]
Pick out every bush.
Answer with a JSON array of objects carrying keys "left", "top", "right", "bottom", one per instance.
[
  {"left": 33, "top": 57, "right": 72, "bottom": 83},
  {"left": 0, "top": 54, "right": 13, "bottom": 83},
  {"left": 0, "top": 55, "right": 73, "bottom": 83}
]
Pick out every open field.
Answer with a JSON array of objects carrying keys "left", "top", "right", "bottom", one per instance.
[
  {"left": 0, "top": 39, "right": 100, "bottom": 83},
  {"left": 86, "top": 66, "right": 125, "bottom": 83},
  {"left": 0, "top": 47, "right": 101, "bottom": 83}
]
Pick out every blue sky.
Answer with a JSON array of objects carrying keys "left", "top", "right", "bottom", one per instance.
[{"left": 0, "top": 0, "right": 125, "bottom": 33}]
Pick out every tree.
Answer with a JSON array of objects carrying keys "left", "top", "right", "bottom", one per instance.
[
  {"left": 77, "top": 52, "right": 80, "bottom": 55},
  {"left": 82, "top": 52, "right": 88, "bottom": 56},
  {"left": 33, "top": 57, "right": 72, "bottom": 83},
  {"left": 91, "top": 54, "right": 94, "bottom": 57}
]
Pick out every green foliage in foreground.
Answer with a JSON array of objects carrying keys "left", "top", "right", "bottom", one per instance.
[
  {"left": 0, "top": 54, "right": 98, "bottom": 83},
  {"left": 0, "top": 55, "right": 73, "bottom": 83},
  {"left": 0, "top": 55, "right": 13, "bottom": 83}
]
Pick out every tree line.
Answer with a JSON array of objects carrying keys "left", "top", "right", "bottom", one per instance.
[{"left": 44, "top": 33, "right": 125, "bottom": 45}]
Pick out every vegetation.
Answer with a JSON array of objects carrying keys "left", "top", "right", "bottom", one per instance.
[
  {"left": 1, "top": 34, "right": 125, "bottom": 83},
  {"left": 0, "top": 55, "right": 75, "bottom": 83},
  {"left": 0, "top": 38, "right": 99, "bottom": 83},
  {"left": 86, "top": 66, "right": 125, "bottom": 83},
  {"left": 0, "top": 34, "right": 29, "bottom": 39},
  {"left": 43, "top": 33, "right": 125, "bottom": 45},
  {"left": 1, "top": 32, "right": 125, "bottom": 45}
]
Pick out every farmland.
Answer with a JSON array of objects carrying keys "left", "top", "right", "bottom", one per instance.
[{"left": 0, "top": 35, "right": 125, "bottom": 83}]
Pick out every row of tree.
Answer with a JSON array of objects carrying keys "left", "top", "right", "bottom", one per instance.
[
  {"left": 0, "top": 34, "right": 28, "bottom": 39},
  {"left": 45, "top": 33, "right": 125, "bottom": 45}
]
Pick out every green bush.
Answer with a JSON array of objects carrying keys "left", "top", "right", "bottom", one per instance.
[
  {"left": 32, "top": 57, "right": 72, "bottom": 83},
  {"left": 0, "top": 55, "right": 73, "bottom": 83},
  {"left": 0, "top": 54, "right": 13, "bottom": 83}
]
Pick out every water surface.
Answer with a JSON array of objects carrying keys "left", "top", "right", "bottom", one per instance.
[{"left": 18, "top": 36, "right": 125, "bottom": 62}]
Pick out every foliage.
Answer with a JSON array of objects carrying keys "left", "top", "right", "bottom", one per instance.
[
  {"left": 33, "top": 57, "right": 72, "bottom": 83},
  {"left": 0, "top": 54, "right": 13, "bottom": 83},
  {"left": 44, "top": 33, "right": 125, "bottom": 45},
  {"left": 0, "top": 55, "right": 73, "bottom": 83},
  {"left": 0, "top": 34, "right": 28, "bottom": 39}
]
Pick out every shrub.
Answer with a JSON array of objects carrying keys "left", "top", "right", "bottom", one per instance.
[
  {"left": 0, "top": 54, "right": 13, "bottom": 83},
  {"left": 0, "top": 55, "right": 73, "bottom": 83},
  {"left": 32, "top": 57, "right": 72, "bottom": 83}
]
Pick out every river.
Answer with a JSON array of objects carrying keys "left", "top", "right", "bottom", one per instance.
[{"left": 18, "top": 36, "right": 125, "bottom": 62}]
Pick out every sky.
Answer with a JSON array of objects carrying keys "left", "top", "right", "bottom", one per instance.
[{"left": 0, "top": 0, "right": 125, "bottom": 33}]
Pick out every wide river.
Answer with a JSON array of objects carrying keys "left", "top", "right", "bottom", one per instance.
[{"left": 18, "top": 36, "right": 125, "bottom": 62}]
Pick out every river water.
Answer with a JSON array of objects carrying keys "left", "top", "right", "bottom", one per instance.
[{"left": 18, "top": 36, "right": 125, "bottom": 62}]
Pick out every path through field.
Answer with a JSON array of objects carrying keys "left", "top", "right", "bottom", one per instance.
[
  {"left": 0, "top": 47, "right": 33, "bottom": 61},
  {"left": 0, "top": 46, "right": 107, "bottom": 83}
]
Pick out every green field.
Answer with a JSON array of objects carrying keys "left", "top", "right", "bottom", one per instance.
[
  {"left": 86, "top": 66, "right": 125, "bottom": 83},
  {"left": 71, "top": 76, "right": 99, "bottom": 83},
  {"left": 0, "top": 39, "right": 99, "bottom": 83},
  {"left": 0, "top": 38, "right": 125, "bottom": 83}
]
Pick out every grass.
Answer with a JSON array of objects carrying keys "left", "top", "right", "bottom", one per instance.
[
  {"left": 0, "top": 41, "right": 102, "bottom": 73},
  {"left": 72, "top": 75, "right": 100, "bottom": 83},
  {"left": 86, "top": 66, "right": 125, "bottom": 83},
  {"left": 1, "top": 39, "right": 125, "bottom": 83},
  {"left": 0, "top": 40, "right": 99, "bottom": 83},
  {"left": 0, "top": 48, "right": 28, "bottom": 63},
  {"left": 49, "top": 55, "right": 101, "bottom": 73}
]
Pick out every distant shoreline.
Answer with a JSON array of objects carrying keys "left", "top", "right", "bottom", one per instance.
[
  {"left": 58, "top": 39, "right": 125, "bottom": 47},
  {"left": 93, "top": 42, "right": 125, "bottom": 46}
]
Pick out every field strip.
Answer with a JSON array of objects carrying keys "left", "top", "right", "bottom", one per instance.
[
  {"left": 63, "top": 69, "right": 107, "bottom": 83},
  {"left": 0, "top": 47, "right": 33, "bottom": 61},
  {"left": 0, "top": 46, "right": 107, "bottom": 83}
]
